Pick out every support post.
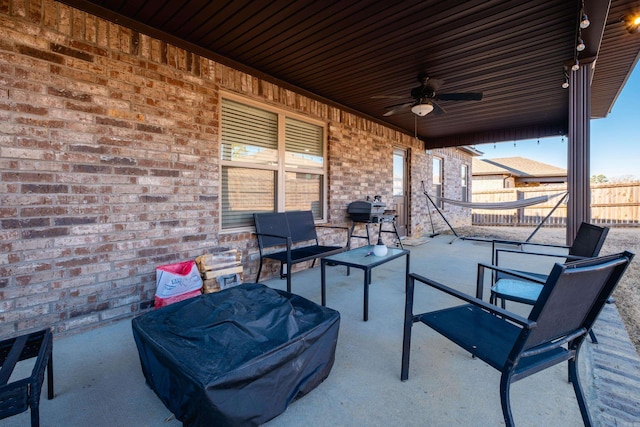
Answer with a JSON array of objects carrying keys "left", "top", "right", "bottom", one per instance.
[{"left": 567, "top": 64, "right": 592, "bottom": 244}]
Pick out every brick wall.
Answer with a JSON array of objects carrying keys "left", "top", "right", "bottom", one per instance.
[{"left": 0, "top": 0, "right": 472, "bottom": 336}]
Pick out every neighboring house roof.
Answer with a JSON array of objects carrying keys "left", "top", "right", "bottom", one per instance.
[{"left": 472, "top": 157, "right": 567, "bottom": 179}]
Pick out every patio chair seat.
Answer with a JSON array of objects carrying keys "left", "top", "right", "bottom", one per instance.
[
  {"left": 420, "top": 304, "right": 569, "bottom": 375},
  {"left": 492, "top": 278, "right": 544, "bottom": 305}
]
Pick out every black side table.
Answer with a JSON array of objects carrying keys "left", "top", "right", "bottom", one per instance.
[{"left": 321, "top": 245, "right": 410, "bottom": 321}]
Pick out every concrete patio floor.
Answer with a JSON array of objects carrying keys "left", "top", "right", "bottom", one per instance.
[{"left": 3, "top": 235, "right": 640, "bottom": 426}]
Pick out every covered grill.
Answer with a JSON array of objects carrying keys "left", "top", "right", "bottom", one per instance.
[
  {"left": 347, "top": 197, "right": 386, "bottom": 223},
  {"left": 347, "top": 196, "right": 404, "bottom": 249}
]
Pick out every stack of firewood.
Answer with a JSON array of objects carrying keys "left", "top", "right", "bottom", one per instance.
[{"left": 195, "top": 250, "right": 243, "bottom": 293}]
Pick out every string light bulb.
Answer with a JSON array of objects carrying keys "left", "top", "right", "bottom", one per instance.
[
  {"left": 624, "top": 14, "right": 640, "bottom": 34},
  {"left": 562, "top": 76, "right": 569, "bottom": 89},
  {"left": 580, "top": 13, "right": 590, "bottom": 29},
  {"left": 571, "top": 59, "right": 580, "bottom": 72},
  {"left": 576, "top": 37, "right": 585, "bottom": 52}
]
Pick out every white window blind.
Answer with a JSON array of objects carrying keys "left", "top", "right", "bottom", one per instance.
[
  {"left": 285, "top": 117, "right": 324, "bottom": 170},
  {"left": 221, "top": 99, "right": 278, "bottom": 165}
]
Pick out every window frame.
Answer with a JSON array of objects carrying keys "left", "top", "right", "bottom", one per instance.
[
  {"left": 219, "top": 92, "right": 328, "bottom": 232},
  {"left": 432, "top": 156, "right": 444, "bottom": 209},
  {"left": 461, "top": 164, "right": 469, "bottom": 202}
]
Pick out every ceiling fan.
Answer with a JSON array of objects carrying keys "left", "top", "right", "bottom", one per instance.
[{"left": 378, "top": 72, "right": 483, "bottom": 117}]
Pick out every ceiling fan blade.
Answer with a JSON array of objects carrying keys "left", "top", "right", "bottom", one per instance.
[
  {"left": 371, "top": 95, "right": 406, "bottom": 99},
  {"left": 435, "top": 92, "right": 483, "bottom": 101},
  {"left": 384, "top": 101, "right": 413, "bottom": 109},
  {"left": 431, "top": 100, "right": 446, "bottom": 115},
  {"left": 383, "top": 102, "right": 413, "bottom": 116}
]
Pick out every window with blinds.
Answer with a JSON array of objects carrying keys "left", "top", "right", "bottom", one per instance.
[{"left": 220, "top": 97, "right": 326, "bottom": 229}]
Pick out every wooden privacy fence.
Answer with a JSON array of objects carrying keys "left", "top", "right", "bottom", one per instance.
[{"left": 472, "top": 182, "right": 640, "bottom": 227}]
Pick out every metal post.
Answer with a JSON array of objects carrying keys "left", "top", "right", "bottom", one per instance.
[{"left": 567, "top": 65, "right": 591, "bottom": 244}]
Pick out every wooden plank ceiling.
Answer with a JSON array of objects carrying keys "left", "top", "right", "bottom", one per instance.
[{"left": 57, "top": 0, "right": 640, "bottom": 149}]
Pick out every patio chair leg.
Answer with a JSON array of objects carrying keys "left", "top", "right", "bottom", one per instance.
[
  {"left": 500, "top": 373, "right": 515, "bottom": 427},
  {"left": 286, "top": 262, "right": 292, "bottom": 293},
  {"left": 255, "top": 259, "right": 264, "bottom": 283},
  {"left": 569, "top": 354, "right": 593, "bottom": 427},
  {"left": 588, "top": 329, "right": 598, "bottom": 344},
  {"left": 401, "top": 276, "right": 415, "bottom": 381},
  {"left": 30, "top": 406, "right": 40, "bottom": 427},
  {"left": 47, "top": 350, "right": 54, "bottom": 399}
]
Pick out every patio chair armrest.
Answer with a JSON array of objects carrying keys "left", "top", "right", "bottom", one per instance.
[
  {"left": 495, "top": 248, "right": 569, "bottom": 266},
  {"left": 252, "top": 232, "right": 293, "bottom": 255},
  {"left": 491, "top": 240, "right": 569, "bottom": 263},
  {"left": 315, "top": 225, "right": 349, "bottom": 231},
  {"left": 409, "top": 272, "right": 534, "bottom": 328},
  {"left": 477, "top": 262, "right": 547, "bottom": 283},
  {"left": 492, "top": 239, "right": 569, "bottom": 251}
]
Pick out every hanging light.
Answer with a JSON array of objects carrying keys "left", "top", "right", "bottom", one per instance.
[
  {"left": 571, "top": 58, "right": 580, "bottom": 71},
  {"left": 576, "top": 37, "right": 585, "bottom": 52},
  {"left": 562, "top": 77, "right": 569, "bottom": 89},
  {"left": 580, "top": 13, "right": 590, "bottom": 29},
  {"left": 411, "top": 102, "right": 434, "bottom": 117},
  {"left": 624, "top": 14, "right": 640, "bottom": 34}
]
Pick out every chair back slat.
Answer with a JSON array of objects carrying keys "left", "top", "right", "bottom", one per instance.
[
  {"left": 523, "top": 252, "right": 632, "bottom": 350},
  {"left": 286, "top": 211, "right": 319, "bottom": 243},
  {"left": 568, "top": 222, "right": 609, "bottom": 257},
  {"left": 254, "top": 213, "right": 291, "bottom": 249}
]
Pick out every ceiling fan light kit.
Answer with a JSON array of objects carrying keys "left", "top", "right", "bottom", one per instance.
[
  {"left": 411, "top": 103, "right": 434, "bottom": 116},
  {"left": 381, "top": 71, "right": 482, "bottom": 118}
]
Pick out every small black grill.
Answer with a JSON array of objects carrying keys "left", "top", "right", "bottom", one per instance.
[{"left": 347, "top": 198, "right": 386, "bottom": 223}]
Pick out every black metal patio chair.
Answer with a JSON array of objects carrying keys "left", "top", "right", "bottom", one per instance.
[
  {"left": 401, "top": 251, "right": 634, "bottom": 427},
  {"left": 0, "top": 328, "right": 54, "bottom": 427},
  {"left": 489, "top": 222, "right": 609, "bottom": 306}
]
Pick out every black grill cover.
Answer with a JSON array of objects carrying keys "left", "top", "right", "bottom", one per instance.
[
  {"left": 347, "top": 200, "right": 386, "bottom": 222},
  {"left": 132, "top": 283, "right": 340, "bottom": 427}
]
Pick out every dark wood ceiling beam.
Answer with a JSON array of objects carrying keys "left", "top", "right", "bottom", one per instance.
[{"left": 424, "top": 122, "right": 568, "bottom": 149}]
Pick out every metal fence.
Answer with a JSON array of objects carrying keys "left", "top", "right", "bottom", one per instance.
[{"left": 471, "top": 182, "right": 640, "bottom": 227}]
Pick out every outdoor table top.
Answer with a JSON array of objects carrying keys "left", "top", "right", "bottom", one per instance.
[{"left": 322, "top": 245, "right": 408, "bottom": 268}]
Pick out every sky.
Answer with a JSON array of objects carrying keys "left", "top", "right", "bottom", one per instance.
[{"left": 476, "top": 63, "right": 639, "bottom": 180}]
